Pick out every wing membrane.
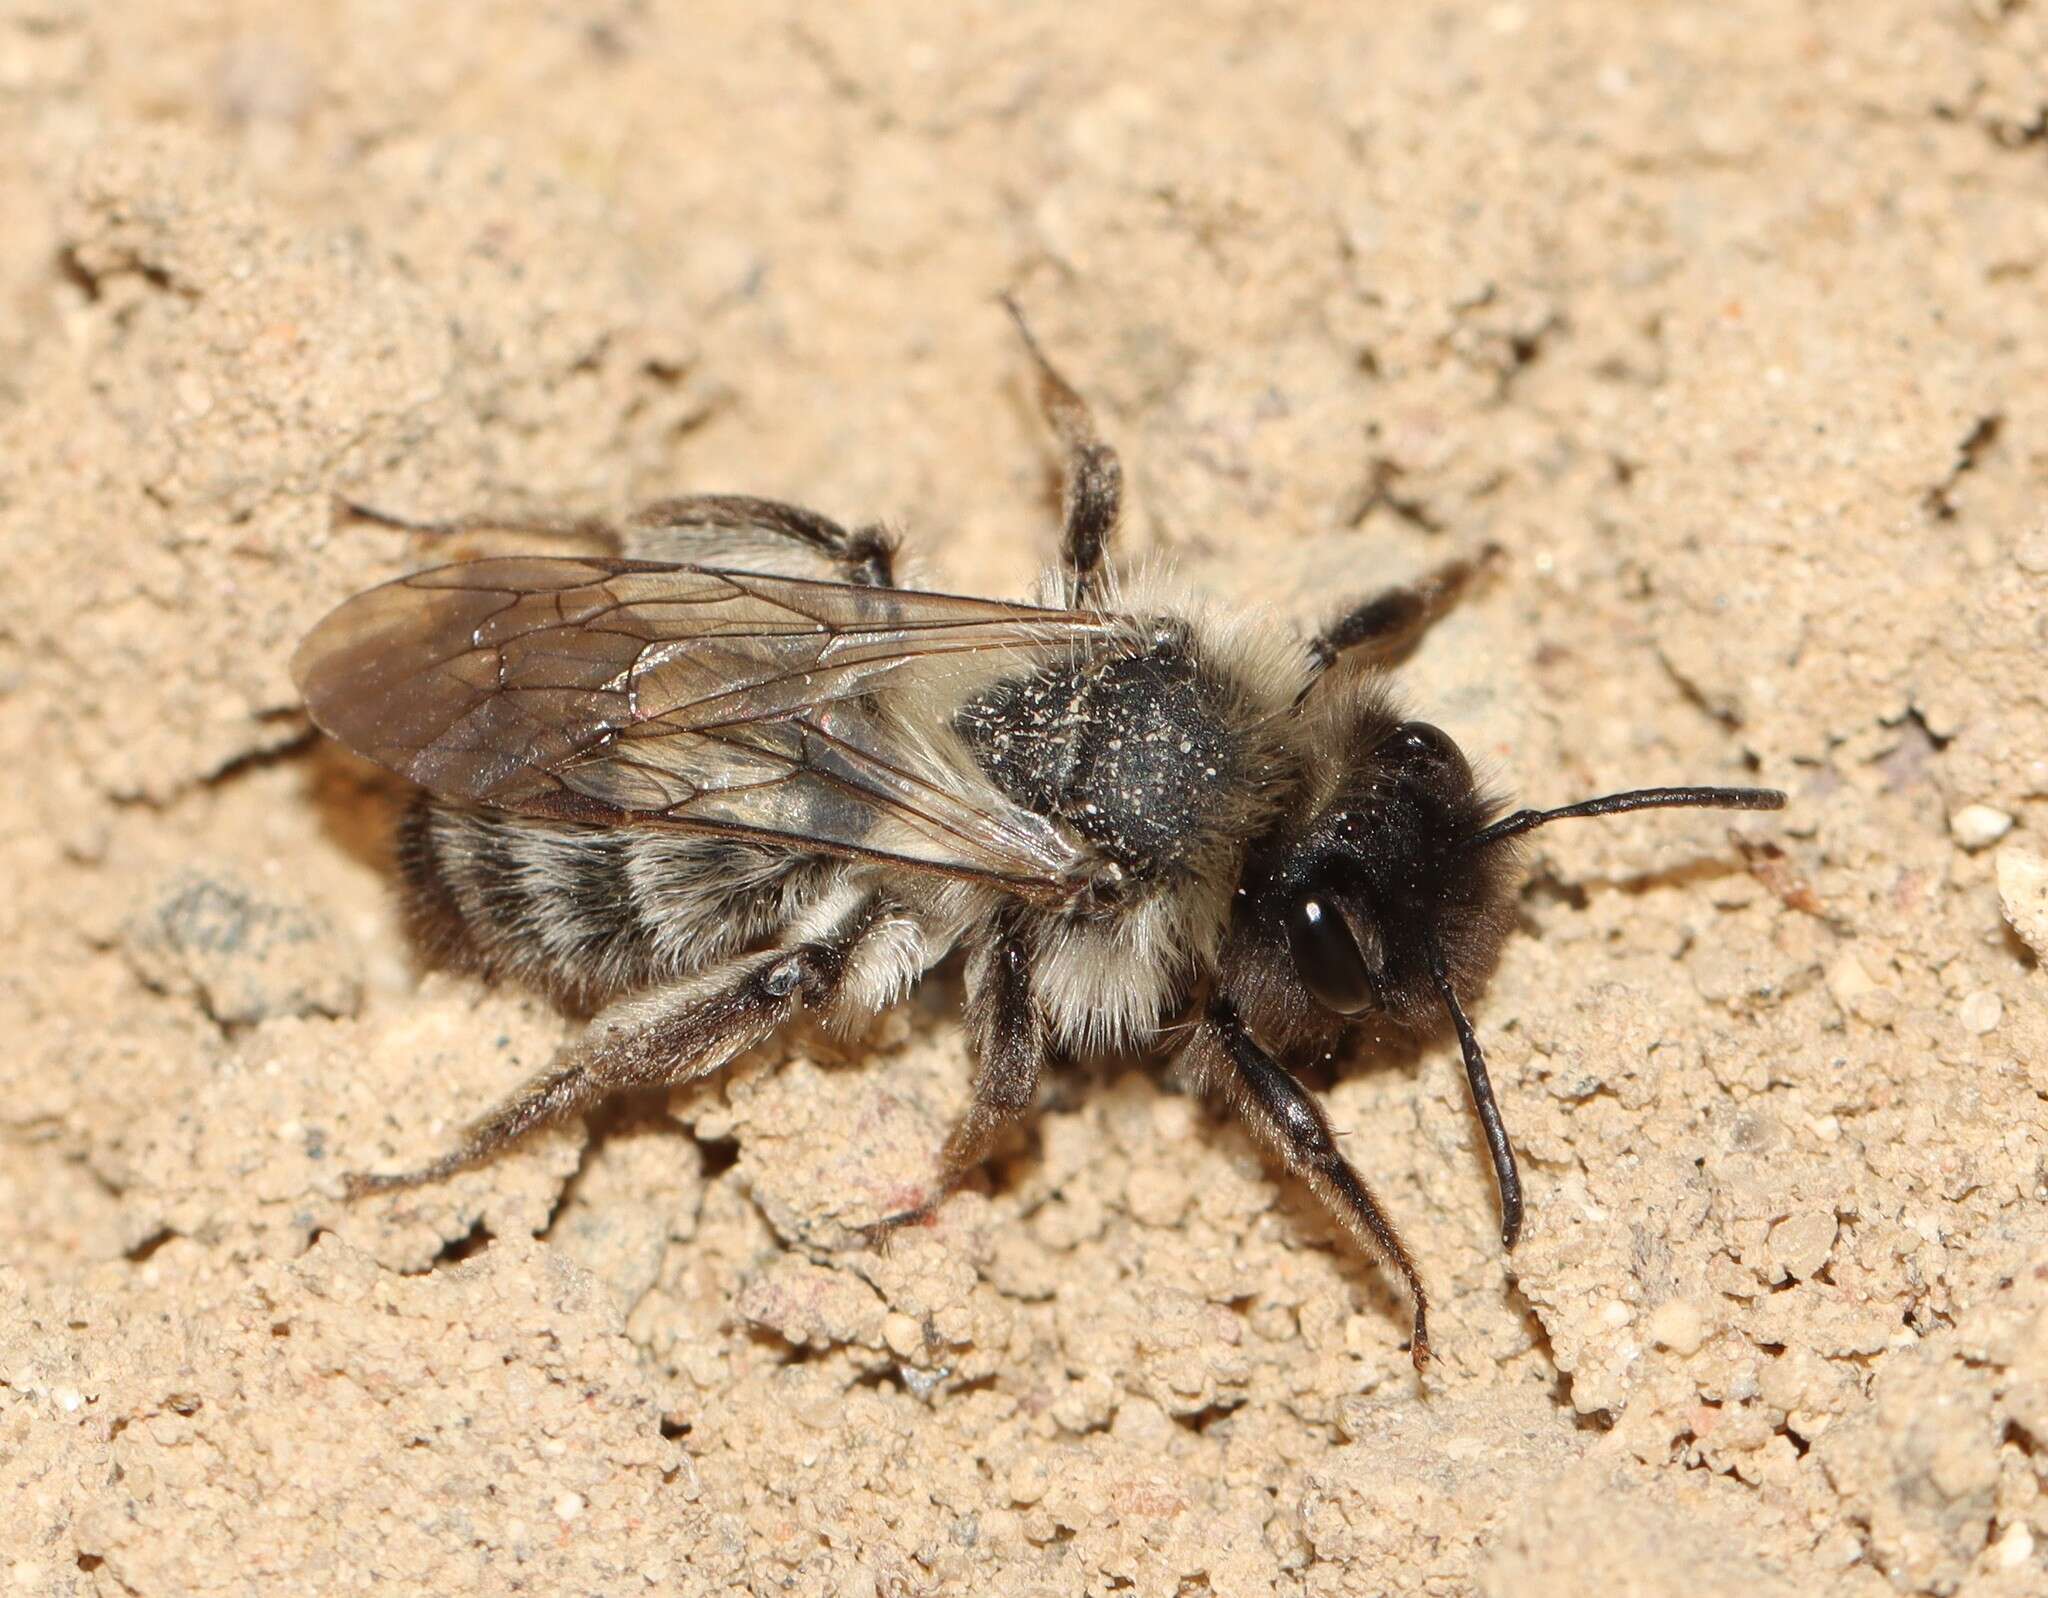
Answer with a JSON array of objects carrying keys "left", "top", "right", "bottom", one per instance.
[{"left": 294, "top": 557, "right": 1115, "bottom": 896}]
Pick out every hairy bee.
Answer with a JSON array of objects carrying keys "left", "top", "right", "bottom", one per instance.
[{"left": 296, "top": 304, "right": 1783, "bottom": 1369}]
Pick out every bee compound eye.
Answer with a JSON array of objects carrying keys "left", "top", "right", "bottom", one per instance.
[
  {"left": 1382, "top": 721, "right": 1462, "bottom": 767},
  {"left": 1286, "top": 893, "right": 1381, "bottom": 1016}
]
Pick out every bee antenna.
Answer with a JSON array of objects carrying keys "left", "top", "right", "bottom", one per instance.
[
  {"left": 1463, "top": 785, "right": 1785, "bottom": 853},
  {"left": 1424, "top": 936, "right": 1522, "bottom": 1250}
]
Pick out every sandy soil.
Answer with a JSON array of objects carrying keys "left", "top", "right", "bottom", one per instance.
[{"left": 4, "top": 3, "right": 2046, "bottom": 1594}]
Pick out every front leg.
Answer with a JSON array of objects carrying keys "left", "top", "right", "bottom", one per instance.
[
  {"left": 1004, "top": 297, "right": 1122, "bottom": 606},
  {"left": 1305, "top": 545, "right": 1500, "bottom": 678},
  {"left": 1188, "top": 1000, "right": 1431, "bottom": 1371}
]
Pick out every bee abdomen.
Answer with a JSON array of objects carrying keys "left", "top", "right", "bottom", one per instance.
[
  {"left": 397, "top": 798, "right": 825, "bottom": 1007},
  {"left": 395, "top": 795, "right": 478, "bottom": 967}
]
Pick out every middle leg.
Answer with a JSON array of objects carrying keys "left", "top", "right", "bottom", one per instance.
[{"left": 868, "top": 917, "right": 1044, "bottom": 1236}]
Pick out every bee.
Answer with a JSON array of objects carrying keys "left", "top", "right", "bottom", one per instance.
[{"left": 296, "top": 303, "right": 1783, "bottom": 1370}]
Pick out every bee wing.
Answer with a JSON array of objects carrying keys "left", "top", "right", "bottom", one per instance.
[{"left": 294, "top": 557, "right": 1115, "bottom": 897}]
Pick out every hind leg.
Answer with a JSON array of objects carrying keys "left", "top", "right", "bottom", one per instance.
[
  {"left": 332, "top": 497, "right": 617, "bottom": 551},
  {"left": 334, "top": 493, "right": 899, "bottom": 586},
  {"left": 347, "top": 894, "right": 922, "bottom": 1193},
  {"left": 622, "top": 494, "right": 898, "bottom": 585}
]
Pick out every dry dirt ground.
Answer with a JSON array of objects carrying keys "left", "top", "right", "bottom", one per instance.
[{"left": 4, "top": 4, "right": 2047, "bottom": 1595}]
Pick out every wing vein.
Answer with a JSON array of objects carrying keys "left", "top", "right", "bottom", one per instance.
[{"left": 295, "top": 554, "right": 1117, "bottom": 900}]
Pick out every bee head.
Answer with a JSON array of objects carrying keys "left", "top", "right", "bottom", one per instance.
[
  {"left": 1243, "top": 673, "right": 1785, "bottom": 1050},
  {"left": 1269, "top": 715, "right": 1518, "bottom": 1031}
]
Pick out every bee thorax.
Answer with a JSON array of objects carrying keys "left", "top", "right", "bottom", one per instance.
[{"left": 956, "top": 630, "right": 1248, "bottom": 883}]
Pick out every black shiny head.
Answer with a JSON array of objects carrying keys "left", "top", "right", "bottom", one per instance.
[
  {"left": 1234, "top": 677, "right": 1787, "bottom": 1249},
  {"left": 1262, "top": 715, "right": 1514, "bottom": 1032},
  {"left": 1272, "top": 715, "right": 1790, "bottom": 1026},
  {"left": 1278, "top": 723, "right": 1476, "bottom": 1019}
]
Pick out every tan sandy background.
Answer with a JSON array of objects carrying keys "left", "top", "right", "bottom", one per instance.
[{"left": 5, "top": 3, "right": 2048, "bottom": 1594}]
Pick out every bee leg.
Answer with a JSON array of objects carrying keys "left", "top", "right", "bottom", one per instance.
[
  {"left": 1305, "top": 544, "right": 1502, "bottom": 676},
  {"left": 1003, "top": 297, "right": 1122, "bottom": 607},
  {"left": 865, "top": 924, "right": 1041, "bottom": 1241},
  {"left": 623, "top": 494, "right": 898, "bottom": 586},
  {"left": 346, "top": 897, "right": 907, "bottom": 1195},
  {"left": 332, "top": 497, "right": 617, "bottom": 551},
  {"left": 1192, "top": 1000, "right": 1433, "bottom": 1373},
  {"left": 334, "top": 494, "right": 900, "bottom": 585}
]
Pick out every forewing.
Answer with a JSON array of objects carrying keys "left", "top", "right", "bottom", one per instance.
[{"left": 294, "top": 557, "right": 1112, "bottom": 894}]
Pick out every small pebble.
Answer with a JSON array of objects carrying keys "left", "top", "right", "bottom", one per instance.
[
  {"left": 1826, "top": 952, "right": 1897, "bottom": 1027},
  {"left": 882, "top": 1312, "right": 922, "bottom": 1360},
  {"left": 1825, "top": 952, "right": 1876, "bottom": 1012},
  {"left": 1997, "top": 847, "right": 2048, "bottom": 960},
  {"left": 1769, "top": 1209, "right": 1838, "bottom": 1281},
  {"left": 1949, "top": 804, "right": 2013, "bottom": 851},
  {"left": 1958, "top": 991, "right": 2002, "bottom": 1035},
  {"left": 1648, "top": 1298, "right": 1706, "bottom": 1356},
  {"left": 1007, "top": 1456, "right": 1050, "bottom": 1506},
  {"left": 175, "top": 369, "right": 214, "bottom": 417}
]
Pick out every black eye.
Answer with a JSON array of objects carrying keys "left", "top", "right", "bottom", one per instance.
[
  {"left": 1381, "top": 721, "right": 1463, "bottom": 769},
  {"left": 1286, "top": 893, "right": 1382, "bottom": 1016}
]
